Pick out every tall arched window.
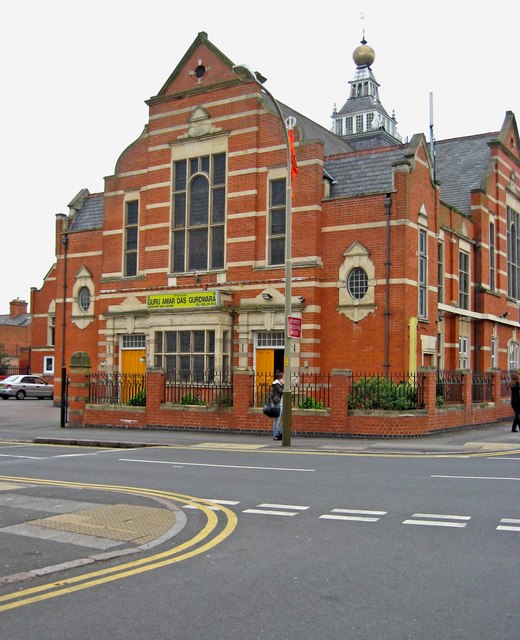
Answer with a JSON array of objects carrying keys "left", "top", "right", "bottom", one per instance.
[
  {"left": 507, "top": 206, "right": 520, "bottom": 299},
  {"left": 172, "top": 153, "right": 226, "bottom": 273}
]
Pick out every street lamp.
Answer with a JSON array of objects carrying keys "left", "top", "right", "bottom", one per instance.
[
  {"left": 233, "top": 64, "right": 293, "bottom": 446},
  {"left": 60, "top": 232, "right": 69, "bottom": 428}
]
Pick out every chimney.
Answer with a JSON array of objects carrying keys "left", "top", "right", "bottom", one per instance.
[{"left": 10, "top": 299, "right": 28, "bottom": 319}]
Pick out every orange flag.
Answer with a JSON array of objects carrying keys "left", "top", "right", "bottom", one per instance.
[{"left": 288, "top": 128, "right": 298, "bottom": 182}]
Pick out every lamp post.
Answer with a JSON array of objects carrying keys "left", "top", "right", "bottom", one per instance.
[
  {"left": 233, "top": 64, "right": 293, "bottom": 446},
  {"left": 60, "top": 232, "right": 68, "bottom": 428}
]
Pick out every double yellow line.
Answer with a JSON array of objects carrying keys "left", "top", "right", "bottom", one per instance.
[{"left": 0, "top": 475, "right": 237, "bottom": 612}]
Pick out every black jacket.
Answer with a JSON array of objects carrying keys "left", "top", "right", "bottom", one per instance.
[
  {"left": 511, "top": 381, "right": 520, "bottom": 406},
  {"left": 271, "top": 380, "right": 284, "bottom": 404}
]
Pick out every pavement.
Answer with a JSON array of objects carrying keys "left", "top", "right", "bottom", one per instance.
[
  {"left": 1, "top": 400, "right": 520, "bottom": 588},
  {"left": 1, "top": 400, "right": 520, "bottom": 456}
]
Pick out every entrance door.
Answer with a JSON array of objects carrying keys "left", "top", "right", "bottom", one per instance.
[
  {"left": 120, "top": 349, "right": 146, "bottom": 402},
  {"left": 121, "top": 350, "right": 146, "bottom": 374},
  {"left": 256, "top": 349, "right": 273, "bottom": 402}
]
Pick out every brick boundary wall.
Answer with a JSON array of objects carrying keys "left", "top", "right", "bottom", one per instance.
[{"left": 66, "top": 362, "right": 513, "bottom": 437}]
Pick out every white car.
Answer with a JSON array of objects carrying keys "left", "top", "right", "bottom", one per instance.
[{"left": 0, "top": 375, "right": 54, "bottom": 400}]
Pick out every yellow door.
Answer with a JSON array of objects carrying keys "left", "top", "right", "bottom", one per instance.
[
  {"left": 121, "top": 350, "right": 146, "bottom": 374},
  {"left": 120, "top": 350, "right": 146, "bottom": 402},
  {"left": 256, "top": 349, "right": 274, "bottom": 403}
]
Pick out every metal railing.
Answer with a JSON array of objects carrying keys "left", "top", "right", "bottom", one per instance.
[
  {"left": 501, "top": 370, "right": 512, "bottom": 399},
  {"left": 164, "top": 370, "right": 232, "bottom": 406},
  {"left": 348, "top": 372, "right": 425, "bottom": 410},
  {"left": 251, "top": 372, "right": 331, "bottom": 409},
  {"left": 89, "top": 372, "right": 146, "bottom": 406},
  {"left": 472, "top": 372, "right": 494, "bottom": 403},
  {"left": 436, "top": 371, "right": 464, "bottom": 405},
  {"left": 0, "top": 364, "right": 30, "bottom": 379}
]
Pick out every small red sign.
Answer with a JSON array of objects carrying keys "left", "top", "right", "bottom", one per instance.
[{"left": 287, "top": 316, "right": 302, "bottom": 339}]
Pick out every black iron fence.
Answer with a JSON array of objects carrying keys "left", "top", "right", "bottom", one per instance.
[
  {"left": 501, "top": 370, "right": 512, "bottom": 399},
  {"left": 472, "top": 372, "right": 494, "bottom": 403},
  {"left": 251, "top": 372, "right": 331, "bottom": 409},
  {"left": 86, "top": 368, "right": 507, "bottom": 411},
  {"left": 436, "top": 371, "right": 464, "bottom": 405},
  {"left": 164, "top": 371, "right": 232, "bottom": 406},
  {"left": 0, "top": 364, "right": 30, "bottom": 379},
  {"left": 348, "top": 372, "right": 425, "bottom": 410},
  {"left": 88, "top": 372, "right": 146, "bottom": 406}
]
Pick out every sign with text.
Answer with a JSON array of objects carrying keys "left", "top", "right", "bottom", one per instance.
[
  {"left": 147, "top": 291, "right": 219, "bottom": 310},
  {"left": 287, "top": 315, "right": 302, "bottom": 339}
]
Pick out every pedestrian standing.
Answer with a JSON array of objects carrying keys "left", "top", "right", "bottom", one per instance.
[
  {"left": 271, "top": 372, "right": 284, "bottom": 440},
  {"left": 510, "top": 371, "right": 520, "bottom": 432}
]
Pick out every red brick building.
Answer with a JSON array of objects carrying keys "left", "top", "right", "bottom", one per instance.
[
  {"left": 0, "top": 299, "right": 31, "bottom": 374},
  {"left": 30, "top": 32, "right": 520, "bottom": 405}
]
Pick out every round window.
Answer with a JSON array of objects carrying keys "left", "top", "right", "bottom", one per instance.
[
  {"left": 347, "top": 267, "right": 368, "bottom": 300},
  {"left": 78, "top": 286, "right": 91, "bottom": 312}
]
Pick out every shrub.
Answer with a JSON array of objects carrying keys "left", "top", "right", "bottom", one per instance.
[
  {"left": 180, "top": 392, "right": 206, "bottom": 405},
  {"left": 348, "top": 376, "right": 418, "bottom": 410},
  {"left": 298, "top": 396, "right": 325, "bottom": 410},
  {"left": 127, "top": 390, "right": 146, "bottom": 406}
]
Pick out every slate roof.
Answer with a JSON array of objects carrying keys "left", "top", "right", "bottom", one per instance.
[
  {"left": 336, "top": 95, "right": 391, "bottom": 119},
  {"left": 325, "top": 146, "right": 405, "bottom": 198},
  {"left": 276, "top": 100, "right": 354, "bottom": 156},
  {"left": 0, "top": 313, "right": 31, "bottom": 327},
  {"left": 434, "top": 133, "right": 496, "bottom": 216},
  {"left": 69, "top": 193, "right": 104, "bottom": 232}
]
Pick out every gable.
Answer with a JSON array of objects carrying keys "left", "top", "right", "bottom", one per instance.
[{"left": 150, "top": 31, "right": 237, "bottom": 101}]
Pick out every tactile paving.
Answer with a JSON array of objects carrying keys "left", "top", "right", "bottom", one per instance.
[
  {"left": 0, "top": 482, "right": 33, "bottom": 491},
  {"left": 27, "top": 504, "right": 176, "bottom": 545}
]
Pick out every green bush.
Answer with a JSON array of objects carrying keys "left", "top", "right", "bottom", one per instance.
[
  {"left": 180, "top": 392, "right": 206, "bottom": 405},
  {"left": 127, "top": 390, "right": 146, "bottom": 406},
  {"left": 298, "top": 396, "right": 325, "bottom": 410},
  {"left": 348, "top": 376, "right": 418, "bottom": 410}
]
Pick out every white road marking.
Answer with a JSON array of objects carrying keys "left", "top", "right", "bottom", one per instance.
[
  {"left": 432, "top": 474, "right": 520, "bottom": 481},
  {"left": 497, "top": 518, "right": 520, "bottom": 532},
  {"left": 119, "top": 458, "right": 314, "bottom": 472},
  {"left": 0, "top": 454, "right": 44, "bottom": 459},
  {"left": 257, "top": 503, "right": 309, "bottom": 510},
  {"left": 320, "top": 508, "right": 386, "bottom": 522},
  {"left": 403, "top": 519, "right": 467, "bottom": 528},
  {"left": 183, "top": 498, "right": 240, "bottom": 511},
  {"left": 403, "top": 513, "right": 470, "bottom": 528},
  {"left": 320, "top": 514, "right": 380, "bottom": 522},
  {"left": 331, "top": 508, "right": 387, "bottom": 516},
  {"left": 243, "top": 502, "right": 307, "bottom": 517},
  {"left": 242, "top": 509, "right": 298, "bottom": 516},
  {"left": 411, "top": 513, "right": 471, "bottom": 520}
]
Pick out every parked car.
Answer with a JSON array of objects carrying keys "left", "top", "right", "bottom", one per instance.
[{"left": 0, "top": 375, "right": 54, "bottom": 400}]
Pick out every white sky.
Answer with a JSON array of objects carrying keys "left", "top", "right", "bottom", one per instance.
[{"left": 1, "top": 0, "right": 518, "bottom": 310}]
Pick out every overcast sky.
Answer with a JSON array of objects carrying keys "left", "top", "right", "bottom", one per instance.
[{"left": 1, "top": 0, "right": 518, "bottom": 311}]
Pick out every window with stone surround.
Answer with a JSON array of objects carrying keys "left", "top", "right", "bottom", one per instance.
[{"left": 172, "top": 152, "right": 226, "bottom": 273}]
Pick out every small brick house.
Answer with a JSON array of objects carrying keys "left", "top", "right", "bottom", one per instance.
[
  {"left": 29, "top": 32, "right": 520, "bottom": 418},
  {"left": 0, "top": 299, "right": 31, "bottom": 374}
]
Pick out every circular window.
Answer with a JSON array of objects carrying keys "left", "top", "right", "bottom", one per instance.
[
  {"left": 347, "top": 267, "right": 368, "bottom": 300},
  {"left": 78, "top": 286, "right": 91, "bottom": 312},
  {"left": 194, "top": 64, "right": 206, "bottom": 79}
]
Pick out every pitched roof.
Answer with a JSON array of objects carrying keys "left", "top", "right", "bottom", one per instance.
[
  {"left": 276, "top": 101, "right": 353, "bottom": 156},
  {"left": 434, "top": 133, "right": 497, "bottom": 216},
  {"left": 0, "top": 313, "right": 31, "bottom": 327},
  {"left": 325, "top": 146, "right": 405, "bottom": 197},
  {"left": 69, "top": 193, "right": 104, "bottom": 232}
]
